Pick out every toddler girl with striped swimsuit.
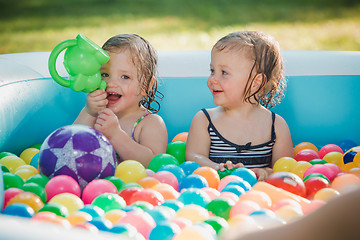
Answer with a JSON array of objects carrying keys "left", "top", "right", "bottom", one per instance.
[
  {"left": 186, "top": 31, "right": 294, "bottom": 180},
  {"left": 74, "top": 34, "right": 168, "bottom": 168}
]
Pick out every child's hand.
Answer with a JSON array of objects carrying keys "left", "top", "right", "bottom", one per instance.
[
  {"left": 85, "top": 89, "right": 108, "bottom": 117},
  {"left": 251, "top": 167, "right": 272, "bottom": 181},
  {"left": 94, "top": 108, "right": 124, "bottom": 140},
  {"left": 219, "top": 161, "right": 244, "bottom": 171}
]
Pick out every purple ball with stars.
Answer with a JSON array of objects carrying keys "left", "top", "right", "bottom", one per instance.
[{"left": 39, "top": 124, "right": 117, "bottom": 189}]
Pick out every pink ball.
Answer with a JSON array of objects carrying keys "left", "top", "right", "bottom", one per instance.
[
  {"left": 303, "top": 164, "right": 333, "bottom": 182},
  {"left": 295, "top": 149, "right": 320, "bottom": 162},
  {"left": 3, "top": 188, "right": 24, "bottom": 210},
  {"left": 129, "top": 189, "right": 165, "bottom": 206},
  {"left": 318, "top": 144, "right": 343, "bottom": 159},
  {"left": 153, "top": 171, "right": 179, "bottom": 191},
  {"left": 82, "top": 179, "right": 118, "bottom": 205},
  {"left": 45, "top": 175, "right": 81, "bottom": 201},
  {"left": 230, "top": 200, "right": 261, "bottom": 217},
  {"left": 323, "top": 163, "right": 341, "bottom": 181},
  {"left": 201, "top": 187, "right": 220, "bottom": 200},
  {"left": 302, "top": 199, "right": 326, "bottom": 215},
  {"left": 118, "top": 210, "right": 156, "bottom": 239},
  {"left": 217, "top": 175, "right": 244, "bottom": 191},
  {"left": 146, "top": 169, "right": 155, "bottom": 177}
]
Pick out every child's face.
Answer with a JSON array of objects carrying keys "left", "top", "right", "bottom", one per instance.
[
  {"left": 208, "top": 48, "right": 255, "bottom": 108},
  {"left": 101, "top": 50, "right": 144, "bottom": 115}
]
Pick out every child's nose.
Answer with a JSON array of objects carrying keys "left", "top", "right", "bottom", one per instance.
[{"left": 208, "top": 75, "right": 219, "bottom": 84}]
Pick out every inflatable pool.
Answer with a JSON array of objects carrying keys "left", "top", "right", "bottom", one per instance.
[
  {"left": 0, "top": 50, "right": 360, "bottom": 239},
  {"left": 1, "top": 50, "right": 360, "bottom": 155}
]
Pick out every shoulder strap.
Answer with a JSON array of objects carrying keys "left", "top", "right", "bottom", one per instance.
[
  {"left": 201, "top": 108, "right": 212, "bottom": 123},
  {"left": 131, "top": 113, "right": 151, "bottom": 140},
  {"left": 271, "top": 111, "right": 276, "bottom": 141}
]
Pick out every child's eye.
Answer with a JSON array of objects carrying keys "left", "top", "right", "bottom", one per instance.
[
  {"left": 121, "top": 75, "right": 130, "bottom": 79},
  {"left": 101, "top": 73, "right": 109, "bottom": 78},
  {"left": 222, "top": 70, "right": 228, "bottom": 75},
  {"left": 210, "top": 68, "right": 215, "bottom": 74}
]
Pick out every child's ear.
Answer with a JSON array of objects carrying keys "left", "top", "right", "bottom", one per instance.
[
  {"left": 140, "top": 76, "right": 156, "bottom": 95},
  {"left": 251, "top": 73, "right": 264, "bottom": 92}
]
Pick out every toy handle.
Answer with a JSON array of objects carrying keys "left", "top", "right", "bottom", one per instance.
[{"left": 48, "top": 39, "right": 77, "bottom": 88}]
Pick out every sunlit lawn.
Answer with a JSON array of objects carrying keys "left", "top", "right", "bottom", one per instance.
[{"left": 1, "top": 0, "right": 359, "bottom": 53}]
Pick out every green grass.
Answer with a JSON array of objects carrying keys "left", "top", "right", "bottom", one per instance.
[{"left": 1, "top": 0, "right": 359, "bottom": 53}]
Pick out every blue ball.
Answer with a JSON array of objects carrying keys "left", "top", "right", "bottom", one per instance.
[
  {"left": 337, "top": 139, "right": 358, "bottom": 152},
  {"left": 109, "top": 223, "right": 138, "bottom": 237},
  {"left": 30, "top": 152, "right": 40, "bottom": 168},
  {"left": 88, "top": 216, "right": 113, "bottom": 232},
  {"left": 78, "top": 204, "right": 105, "bottom": 218},
  {"left": 161, "top": 199, "right": 184, "bottom": 211},
  {"left": 178, "top": 174, "right": 208, "bottom": 191},
  {"left": 221, "top": 184, "right": 245, "bottom": 196},
  {"left": 2, "top": 203, "right": 35, "bottom": 218},
  {"left": 179, "top": 161, "right": 201, "bottom": 176},
  {"left": 177, "top": 188, "right": 211, "bottom": 207},
  {"left": 231, "top": 168, "right": 257, "bottom": 186},
  {"left": 145, "top": 206, "right": 175, "bottom": 224},
  {"left": 149, "top": 222, "right": 181, "bottom": 240},
  {"left": 225, "top": 179, "right": 251, "bottom": 191},
  {"left": 158, "top": 165, "right": 186, "bottom": 183}
]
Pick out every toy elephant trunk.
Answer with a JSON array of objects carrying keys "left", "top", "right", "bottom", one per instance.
[{"left": 48, "top": 34, "right": 110, "bottom": 93}]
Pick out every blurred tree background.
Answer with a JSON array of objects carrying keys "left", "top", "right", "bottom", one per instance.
[{"left": 0, "top": 0, "right": 359, "bottom": 53}]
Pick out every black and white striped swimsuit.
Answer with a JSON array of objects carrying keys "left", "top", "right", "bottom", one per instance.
[{"left": 202, "top": 108, "right": 276, "bottom": 168}]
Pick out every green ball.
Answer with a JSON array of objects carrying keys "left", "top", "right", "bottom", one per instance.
[
  {"left": 3, "top": 172, "right": 24, "bottom": 190},
  {"left": 22, "top": 182, "right": 47, "bottom": 203},
  {"left": 148, "top": 153, "right": 179, "bottom": 172},
  {"left": 309, "top": 159, "right": 328, "bottom": 165},
  {"left": 131, "top": 201, "right": 154, "bottom": 211},
  {"left": 30, "top": 143, "right": 42, "bottom": 150},
  {"left": 0, "top": 152, "right": 16, "bottom": 160},
  {"left": 105, "top": 176, "right": 125, "bottom": 192},
  {"left": 0, "top": 164, "right": 10, "bottom": 172},
  {"left": 166, "top": 141, "right": 186, "bottom": 164},
  {"left": 26, "top": 174, "right": 50, "bottom": 188},
  {"left": 206, "top": 197, "right": 234, "bottom": 220},
  {"left": 204, "top": 216, "right": 229, "bottom": 235},
  {"left": 92, "top": 193, "right": 126, "bottom": 213},
  {"left": 119, "top": 182, "right": 143, "bottom": 191},
  {"left": 303, "top": 173, "right": 330, "bottom": 183},
  {"left": 38, "top": 203, "right": 69, "bottom": 217},
  {"left": 217, "top": 167, "right": 235, "bottom": 179}
]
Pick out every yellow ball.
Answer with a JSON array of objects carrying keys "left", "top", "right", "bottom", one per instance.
[
  {"left": 313, "top": 188, "right": 340, "bottom": 202},
  {"left": 66, "top": 211, "right": 92, "bottom": 225},
  {"left": 176, "top": 204, "right": 210, "bottom": 223},
  {"left": 104, "top": 209, "right": 127, "bottom": 224},
  {"left": 49, "top": 193, "right": 84, "bottom": 215},
  {"left": 323, "top": 152, "right": 343, "bottom": 166},
  {"left": 15, "top": 166, "right": 39, "bottom": 182},
  {"left": 0, "top": 155, "right": 26, "bottom": 173},
  {"left": 20, "top": 148, "right": 40, "bottom": 165},
  {"left": 291, "top": 161, "right": 312, "bottom": 179},
  {"left": 115, "top": 160, "right": 147, "bottom": 183},
  {"left": 273, "top": 157, "right": 297, "bottom": 173},
  {"left": 275, "top": 205, "right": 303, "bottom": 223}
]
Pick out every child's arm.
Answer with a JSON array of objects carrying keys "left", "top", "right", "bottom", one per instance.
[
  {"left": 185, "top": 111, "right": 220, "bottom": 170},
  {"left": 95, "top": 108, "right": 167, "bottom": 168},
  {"left": 74, "top": 89, "right": 108, "bottom": 126},
  {"left": 271, "top": 114, "right": 294, "bottom": 166}
]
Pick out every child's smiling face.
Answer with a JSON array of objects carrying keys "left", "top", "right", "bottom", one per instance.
[
  {"left": 207, "top": 47, "right": 255, "bottom": 108},
  {"left": 101, "top": 49, "right": 144, "bottom": 115}
]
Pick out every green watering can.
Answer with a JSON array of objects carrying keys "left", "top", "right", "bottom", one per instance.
[{"left": 48, "top": 34, "right": 110, "bottom": 93}]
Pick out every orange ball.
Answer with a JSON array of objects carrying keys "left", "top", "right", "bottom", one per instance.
[
  {"left": 193, "top": 166, "right": 220, "bottom": 189},
  {"left": 66, "top": 211, "right": 93, "bottom": 225},
  {"left": 137, "top": 176, "right": 160, "bottom": 189},
  {"left": 331, "top": 173, "right": 360, "bottom": 192},
  {"left": 7, "top": 192, "right": 44, "bottom": 212},
  {"left": 238, "top": 190, "right": 272, "bottom": 209},
  {"left": 172, "top": 132, "right": 188, "bottom": 142},
  {"left": 294, "top": 142, "right": 319, "bottom": 156}
]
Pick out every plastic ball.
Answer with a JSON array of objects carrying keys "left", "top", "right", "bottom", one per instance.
[
  {"left": 294, "top": 142, "right": 319, "bottom": 155},
  {"left": 273, "top": 157, "right": 297, "bottom": 172},
  {"left": 309, "top": 159, "right": 327, "bottom": 165},
  {"left": 20, "top": 148, "right": 40, "bottom": 165},
  {"left": 337, "top": 139, "right": 357, "bottom": 152},
  {"left": 179, "top": 161, "right": 201, "bottom": 176},
  {"left": 313, "top": 188, "right": 340, "bottom": 201},
  {"left": 66, "top": 211, "right": 93, "bottom": 225},
  {"left": 118, "top": 210, "right": 156, "bottom": 239},
  {"left": 230, "top": 200, "right": 261, "bottom": 217},
  {"left": 239, "top": 190, "right": 272, "bottom": 209},
  {"left": 137, "top": 176, "right": 160, "bottom": 189},
  {"left": 193, "top": 166, "right": 220, "bottom": 189},
  {"left": 221, "top": 184, "right": 245, "bottom": 196},
  {"left": 32, "top": 211, "right": 71, "bottom": 228},
  {"left": 45, "top": 175, "right": 81, "bottom": 201},
  {"left": 203, "top": 216, "right": 229, "bottom": 236},
  {"left": 145, "top": 205, "right": 176, "bottom": 224},
  {"left": 104, "top": 175, "right": 124, "bottom": 192},
  {"left": 88, "top": 216, "right": 113, "bottom": 231},
  {"left": 6, "top": 192, "right": 44, "bottom": 212},
  {"left": 162, "top": 199, "right": 184, "bottom": 212},
  {"left": 266, "top": 172, "right": 306, "bottom": 197},
  {"left": 230, "top": 168, "right": 257, "bottom": 186},
  {"left": 177, "top": 188, "right": 211, "bottom": 207},
  {"left": 3, "top": 202, "right": 35, "bottom": 218},
  {"left": 206, "top": 197, "right": 234, "bottom": 220},
  {"left": 323, "top": 152, "right": 343, "bottom": 166},
  {"left": 26, "top": 174, "right": 49, "bottom": 188},
  {"left": 30, "top": 153, "right": 40, "bottom": 168},
  {"left": 318, "top": 144, "right": 343, "bottom": 159},
  {"left": 0, "top": 164, "right": 9, "bottom": 172},
  {"left": 22, "top": 182, "right": 47, "bottom": 203},
  {"left": 303, "top": 164, "right": 334, "bottom": 182},
  {"left": 92, "top": 193, "right": 126, "bottom": 212},
  {"left": 271, "top": 198, "right": 302, "bottom": 212},
  {"left": 0, "top": 152, "right": 16, "bottom": 160},
  {"left": 224, "top": 179, "right": 251, "bottom": 192},
  {"left": 341, "top": 146, "right": 360, "bottom": 171},
  {"left": 153, "top": 171, "right": 179, "bottom": 191},
  {"left": 173, "top": 225, "right": 216, "bottom": 240},
  {"left": 153, "top": 183, "right": 180, "bottom": 200},
  {"left": 49, "top": 193, "right": 84, "bottom": 214},
  {"left": 178, "top": 174, "right": 209, "bottom": 191},
  {"left": 115, "top": 160, "right": 147, "bottom": 183},
  {"left": 166, "top": 140, "right": 186, "bottom": 164},
  {"left": 104, "top": 209, "right": 127, "bottom": 224},
  {"left": 119, "top": 187, "right": 142, "bottom": 204},
  {"left": 219, "top": 191, "right": 239, "bottom": 203},
  {"left": 304, "top": 177, "right": 330, "bottom": 199},
  {"left": 129, "top": 188, "right": 165, "bottom": 206},
  {"left": 176, "top": 204, "right": 210, "bottom": 223},
  {"left": 331, "top": 173, "right": 360, "bottom": 192},
  {"left": 131, "top": 200, "right": 154, "bottom": 211},
  {"left": 38, "top": 202, "right": 69, "bottom": 217},
  {"left": 202, "top": 187, "right": 221, "bottom": 200},
  {"left": 108, "top": 223, "right": 137, "bottom": 237},
  {"left": 3, "top": 188, "right": 24, "bottom": 210},
  {"left": 0, "top": 155, "right": 26, "bottom": 173},
  {"left": 149, "top": 153, "right": 179, "bottom": 172},
  {"left": 172, "top": 132, "right": 188, "bottom": 142},
  {"left": 149, "top": 222, "right": 181, "bottom": 240},
  {"left": 291, "top": 161, "right": 312, "bottom": 179},
  {"left": 146, "top": 169, "right": 155, "bottom": 177},
  {"left": 78, "top": 205, "right": 105, "bottom": 219},
  {"left": 82, "top": 179, "right": 117, "bottom": 205},
  {"left": 14, "top": 165, "right": 39, "bottom": 182},
  {"left": 302, "top": 199, "right": 326, "bottom": 215},
  {"left": 3, "top": 172, "right": 24, "bottom": 190},
  {"left": 158, "top": 164, "right": 186, "bottom": 184},
  {"left": 274, "top": 204, "right": 303, "bottom": 223},
  {"left": 217, "top": 175, "right": 244, "bottom": 191},
  {"left": 38, "top": 125, "right": 117, "bottom": 189},
  {"left": 295, "top": 149, "right": 320, "bottom": 162}
]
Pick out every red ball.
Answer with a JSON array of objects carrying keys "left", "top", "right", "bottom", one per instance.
[
  {"left": 304, "top": 177, "right": 330, "bottom": 199},
  {"left": 129, "top": 189, "right": 165, "bottom": 206},
  {"left": 318, "top": 144, "right": 344, "bottom": 159},
  {"left": 265, "top": 172, "right": 306, "bottom": 197},
  {"left": 119, "top": 187, "right": 142, "bottom": 205},
  {"left": 295, "top": 149, "right": 320, "bottom": 162}
]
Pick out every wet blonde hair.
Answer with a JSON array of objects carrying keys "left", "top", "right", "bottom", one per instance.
[
  {"left": 213, "top": 31, "right": 286, "bottom": 108},
  {"left": 102, "top": 34, "right": 162, "bottom": 113}
]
